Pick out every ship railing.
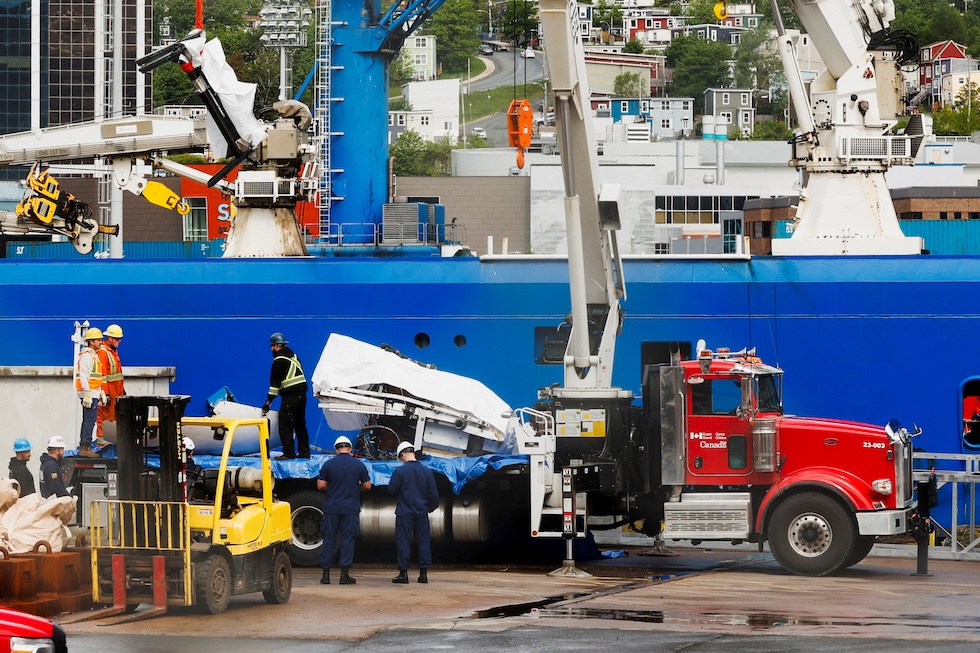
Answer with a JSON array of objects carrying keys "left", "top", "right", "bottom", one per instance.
[
  {"left": 314, "top": 221, "right": 381, "bottom": 246},
  {"left": 913, "top": 452, "right": 980, "bottom": 558}
]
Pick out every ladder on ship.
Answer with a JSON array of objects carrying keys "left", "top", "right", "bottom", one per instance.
[{"left": 314, "top": 0, "right": 343, "bottom": 244}]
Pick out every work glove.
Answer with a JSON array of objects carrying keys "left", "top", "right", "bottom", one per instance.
[
  {"left": 99, "top": 390, "right": 109, "bottom": 406},
  {"left": 261, "top": 401, "right": 271, "bottom": 416},
  {"left": 82, "top": 392, "right": 93, "bottom": 409}
]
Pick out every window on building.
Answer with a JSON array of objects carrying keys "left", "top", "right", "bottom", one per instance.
[
  {"left": 682, "top": 101, "right": 690, "bottom": 110},
  {"left": 720, "top": 111, "right": 732, "bottom": 123},
  {"left": 741, "top": 112, "right": 751, "bottom": 124},
  {"left": 748, "top": 17, "right": 757, "bottom": 26},
  {"left": 421, "top": 116, "right": 429, "bottom": 125},
  {"left": 414, "top": 54, "right": 427, "bottom": 65},
  {"left": 415, "top": 37, "right": 425, "bottom": 47},
  {"left": 661, "top": 119, "right": 671, "bottom": 129},
  {"left": 389, "top": 114, "right": 394, "bottom": 125},
  {"left": 741, "top": 93, "right": 749, "bottom": 105},
  {"left": 940, "top": 212, "right": 948, "bottom": 220},
  {"left": 397, "top": 114, "right": 406, "bottom": 126},
  {"left": 710, "top": 30, "right": 717, "bottom": 41},
  {"left": 955, "top": 211, "right": 963, "bottom": 219},
  {"left": 731, "top": 34, "right": 740, "bottom": 44},
  {"left": 722, "top": 92, "right": 730, "bottom": 104},
  {"left": 658, "top": 100, "right": 667, "bottom": 110},
  {"left": 900, "top": 212, "right": 923, "bottom": 220},
  {"left": 751, "top": 221, "right": 772, "bottom": 239},
  {"left": 641, "top": 100, "right": 650, "bottom": 112},
  {"left": 183, "top": 197, "right": 208, "bottom": 242},
  {"left": 621, "top": 101, "right": 630, "bottom": 112}
]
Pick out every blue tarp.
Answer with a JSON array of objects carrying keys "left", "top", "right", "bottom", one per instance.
[{"left": 78, "top": 446, "right": 529, "bottom": 495}]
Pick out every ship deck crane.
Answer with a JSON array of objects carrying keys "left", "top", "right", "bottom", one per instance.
[{"left": 766, "top": 0, "right": 931, "bottom": 255}]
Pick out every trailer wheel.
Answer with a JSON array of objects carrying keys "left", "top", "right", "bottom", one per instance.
[
  {"left": 843, "top": 535, "right": 876, "bottom": 568},
  {"left": 769, "top": 492, "right": 855, "bottom": 577},
  {"left": 287, "top": 489, "right": 326, "bottom": 567},
  {"left": 263, "top": 550, "right": 292, "bottom": 604},
  {"left": 196, "top": 554, "right": 232, "bottom": 614}
]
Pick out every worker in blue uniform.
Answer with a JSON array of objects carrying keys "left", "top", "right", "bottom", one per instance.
[
  {"left": 39, "top": 436, "right": 71, "bottom": 498},
  {"left": 389, "top": 441, "right": 439, "bottom": 584},
  {"left": 317, "top": 435, "right": 372, "bottom": 585}
]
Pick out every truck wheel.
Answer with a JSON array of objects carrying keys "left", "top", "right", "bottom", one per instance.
[
  {"left": 843, "top": 535, "right": 876, "bottom": 568},
  {"left": 769, "top": 492, "right": 855, "bottom": 577},
  {"left": 196, "top": 554, "right": 232, "bottom": 614},
  {"left": 263, "top": 550, "right": 292, "bottom": 604},
  {"left": 287, "top": 489, "right": 325, "bottom": 567}
]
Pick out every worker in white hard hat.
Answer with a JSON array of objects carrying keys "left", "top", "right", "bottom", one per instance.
[
  {"left": 95, "top": 323, "right": 125, "bottom": 447},
  {"left": 389, "top": 441, "right": 439, "bottom": 584},
  {"left": 182, "top": 436, "right": 204, "bottom": 500},
  {"left": 39, "top": 436, "right": 70, "bottom": 498},
  {"left": 74, "top": 327, "right": 104, "bottom": 458},
  {"left": 315, "top": 435, "right": 372, "bottom": 585}
]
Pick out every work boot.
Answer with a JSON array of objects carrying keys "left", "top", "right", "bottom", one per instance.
[
  {"left": 339, "top": 567, "right": 356, "bottom": 585},
  {"left": 392, "top": 569, "right": 409, "bottom": 584},
  {"left": 320, "top": 568, "right": 330, "bottom": 585},
  {"left": 77, "top": 445, "right": 100, "bottom": 458},
  {"left": 418, "top": 569, "right": 428, "bottom": 584}
]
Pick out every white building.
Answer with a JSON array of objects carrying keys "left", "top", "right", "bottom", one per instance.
[
  {"left": 401, "top": 35, "right": 439, "bottom": 81},
  {"left": 402, "top": 79, "right": 462, "bottom": 144}
]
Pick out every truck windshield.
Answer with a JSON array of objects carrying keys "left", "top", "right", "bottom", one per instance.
[{"left": 755, "top": 374, "right": 782, "bottom": 414}]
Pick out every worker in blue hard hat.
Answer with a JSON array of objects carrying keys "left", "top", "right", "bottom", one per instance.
[{"left": 8, "top": 438, "right": 36, "bottom": 497}]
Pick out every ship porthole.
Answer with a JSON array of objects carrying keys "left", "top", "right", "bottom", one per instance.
[
  {"left": 454, "top": 335, "right": 467, "bottom": 348},
  {"left": 414, "top": 333, "right": 431, "bottom": 349}
]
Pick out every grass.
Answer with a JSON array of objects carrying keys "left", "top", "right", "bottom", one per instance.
[{"left": 391, "top": 57, "right": 549, "bottom": 123}]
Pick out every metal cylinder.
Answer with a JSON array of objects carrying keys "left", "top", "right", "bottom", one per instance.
[
  {"left": 359, "top": 496, "right": 450, "bottom": 542},
  {"left": 451, "top": 497, "right": 489, "bottom": 542}
]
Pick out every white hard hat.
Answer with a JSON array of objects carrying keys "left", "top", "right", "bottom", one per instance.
[
  {"left": 182, "top": 436, "right": 195, "bottom": 452},
  {"left": 396, "top": 441, "right": 415, "bottom": 456},
  {"left": 334, "top": 435, "right": 352, "bottom": 448},
  {"left": 46, "top": 436, "right": 67, "bottom": 449}
]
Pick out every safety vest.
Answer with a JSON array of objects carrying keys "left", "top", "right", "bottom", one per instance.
[
  {"left": 75, "top": 347, "right": 103, "bottom": 392},
  {"left": 98, "top": 344, "right": 124, "bottom": 391},
  {"left": 268, "top": 353, "right": 306, "bottom": 396}
]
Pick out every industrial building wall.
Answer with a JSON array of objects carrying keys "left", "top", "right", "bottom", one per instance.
[
  {"left": 64, "top": 177, "right": 186, "bottom": 242},
  {"left": 395, "top": 176, "right": 531, "bottom": 255}
]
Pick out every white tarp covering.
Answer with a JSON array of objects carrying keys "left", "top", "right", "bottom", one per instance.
[
  {"left": 312, "top": 334, "right": 513, "bottom": 435},
  {"left": 183, "top": 33, "right": 268, "bottom": 154}
]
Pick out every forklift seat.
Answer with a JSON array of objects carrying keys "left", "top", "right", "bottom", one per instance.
[{"left": 201, "top": 468, "right": 239, "bottom": 517}]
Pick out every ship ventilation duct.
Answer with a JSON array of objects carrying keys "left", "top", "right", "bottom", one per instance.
[{"left": 675, "top": 139, "right": 685, "bottom": 185}]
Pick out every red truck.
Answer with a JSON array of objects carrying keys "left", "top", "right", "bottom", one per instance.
[{"left": 0, "top": 608, "right": 67, "bottom": 653}]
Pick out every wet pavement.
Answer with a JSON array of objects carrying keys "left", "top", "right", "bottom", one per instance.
[{"left": 59, "top": 544, "right": 980, "bottom": 651}]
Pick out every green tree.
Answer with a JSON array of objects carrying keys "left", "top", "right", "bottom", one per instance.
[
  {"left": 592, "top": 0, "right": 623, "bottom": 40},
  {"left": 934, "top": 82, "right": 980, "bottom": 135},
  {"left": 424, "top": 0, "right": 483, "bottom": 73},
  {"left": 391, "top": 130, "right": 432, "bottom": 176},
  {"left": 614, "top": 72, "right": 643, "bottom": 97},
  {"left": 732, "top": 22, "right": 786, "bottom": 115},
  {"left": 623, "top": 38, "right": 645, "bottom": 54},
  {"left": 390, "top": 54, "right": 416, "bottom": 86},
  {"left": 749, "top": 119, "right": 793, "bottom": 140},
  {"left": 684, "top": 0, "right": 718, "bottom": 25},
  {"left": 665, "top": 35, "right": 732, "bottom": 111},
  {"left": 500, "top": 0, "right": 540, "bottom": 47}
]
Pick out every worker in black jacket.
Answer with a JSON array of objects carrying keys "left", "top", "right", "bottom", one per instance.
[
  {"left": 39, "top": 436, "right": 71, "bottom": 498},
  {"left": 261, "top": 332, "right": 310, "bottom": 460},
  {"left": 8, "top": 438, "right": 36, "bottom": 497}
]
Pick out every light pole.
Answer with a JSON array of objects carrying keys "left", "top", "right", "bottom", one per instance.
[{"left": 259, "top": 0, "right": 312, "bottom": 101}]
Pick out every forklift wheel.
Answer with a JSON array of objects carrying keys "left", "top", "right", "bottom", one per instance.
[
  {"left": 196, "top": 554, "right": 232, "bottom": 614},
  {"left": 263, "top": 550, "right": 292, "bottom": 604}
]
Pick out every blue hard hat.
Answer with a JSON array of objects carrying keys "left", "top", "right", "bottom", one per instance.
[{"left": 13, "top": 438, "right": 31, "bottom": 453}]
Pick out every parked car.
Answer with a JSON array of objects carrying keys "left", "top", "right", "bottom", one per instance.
[
  {"left": 520, "top": 47, "right": 535, "bottom": 59},
  {"left": 479, "top": 44, "right": 493, "bottom": 56},
  {"left": 0, "top": 608, "right": 68, "bottom": 653},
  {"left": 471, "top": 127, "right": 487, "bottom": 139}
]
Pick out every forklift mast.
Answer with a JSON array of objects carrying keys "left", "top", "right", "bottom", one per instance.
[{"left": 115, "top": 395, "right": 191, "bottom": 503}]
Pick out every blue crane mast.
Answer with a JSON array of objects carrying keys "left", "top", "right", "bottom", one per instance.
[{"left": 314, "top": 0, "right": 448, "bottom": 244}]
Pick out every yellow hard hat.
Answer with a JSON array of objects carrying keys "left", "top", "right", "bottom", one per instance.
[
  {"left": 83, "top": 327, "right": 103, "bottom": 341},
  {"left": 104, "top": 324, "right": 124, "bottom": 339}
]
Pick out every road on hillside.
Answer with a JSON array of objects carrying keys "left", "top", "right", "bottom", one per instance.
[{"left": 464, "top": 51, "right": 548, "bottom": 145}]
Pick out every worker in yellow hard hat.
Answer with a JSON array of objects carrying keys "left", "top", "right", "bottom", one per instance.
[
  {"left": 74, "top": 327, "right": 103, "bottom": 458},
  {"left": 95, "top": 323, "right": 125, "bottom": 447}
]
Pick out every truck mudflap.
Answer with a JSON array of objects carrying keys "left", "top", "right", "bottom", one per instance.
[{"left": 855, "top": 508, "right": 911, "bottom": 536}]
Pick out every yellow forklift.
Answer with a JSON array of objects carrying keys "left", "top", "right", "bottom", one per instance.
[{"left": 83, "top": 396, "right": 292, "bottom": 621}]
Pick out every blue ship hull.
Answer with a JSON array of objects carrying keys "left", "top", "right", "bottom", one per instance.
[{"left": 2, "top": 254, "right": 977, "bottom": 457}]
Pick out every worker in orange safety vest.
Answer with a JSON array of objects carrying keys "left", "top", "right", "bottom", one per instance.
[
  {"left": 96, "top": 323, "right": 125, "bottom": 446},
  {"left": 75, "top": 327, "right": 103, "bottom": 458}
]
